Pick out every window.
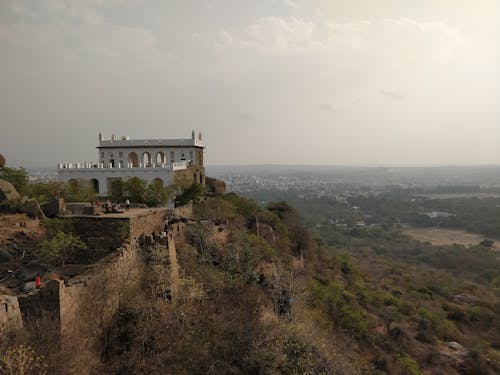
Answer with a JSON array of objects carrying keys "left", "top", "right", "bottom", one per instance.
[
  {"left": 190, "top": 151, "right": 193, "bottom": 160},
  {"left": 170, "top": 151, "right": 175, "bottom": 161}
]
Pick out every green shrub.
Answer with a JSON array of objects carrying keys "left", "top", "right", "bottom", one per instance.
[{"left": 395, "top": 353, "right": 421, "bottom": 375}]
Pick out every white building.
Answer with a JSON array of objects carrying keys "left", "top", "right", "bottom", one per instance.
[{"left": 58, "top": 131, "right": 205, "bottom": 196}]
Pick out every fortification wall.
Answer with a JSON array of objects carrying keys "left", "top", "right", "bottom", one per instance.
[
  {"left": 0, "top": 295, "right": 23, "bottom": 332},
  {"left": 129, "top": 208, "right": 167, "bottom": 239},
  {"left": 17, "top": 280, "right": 61, "bottom": 328},
  {"left": 174, "top": 165, "right": 206, "bottom": 188},
  {"left": 173, "top": 201, "right": 193, "bottom": 219},
  {"left": 4, "top": 208, "right": 168, "bottom": 336},
  {"left": 70, "top": 217, "right": 130, "bottom": 252},
  {"left": 59, "top": 242, "right": 144, "bottom": 337}
]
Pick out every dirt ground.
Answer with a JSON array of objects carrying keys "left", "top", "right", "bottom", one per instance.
[
  {"left": 403, "top": 227, "right": 498, "bottom": 249},
  {"left": 0, "top": 214, "right": 45, "bottom": 294}
]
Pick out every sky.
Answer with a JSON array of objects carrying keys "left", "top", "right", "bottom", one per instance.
[{"left": 0, "top": 0, "right": 498, "bottom": 167}]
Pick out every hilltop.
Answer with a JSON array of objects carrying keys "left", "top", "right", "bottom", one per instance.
[{"left": 1, "top": 188, "right": 500, "bottom": 374}]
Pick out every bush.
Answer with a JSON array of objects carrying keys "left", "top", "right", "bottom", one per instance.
[
  {"left": 395, "top": 353, "right": 421, "bottom": 375},
  {"left": 175, "top": 182, "right": 203, "bottom": 206},
  {"left": 122, "top": 177, "right": 147, "bottom": 204},
  {"left": 39, "top": 231, "right": 87, "bottom": 273},
  {"left": 0, "top": 345, "right": 47, "bottom": 375},
  {"left": 0, "top": 167, "right": 29, "bottom": 195}
]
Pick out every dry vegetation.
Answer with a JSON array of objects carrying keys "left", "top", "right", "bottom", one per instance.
[{"left": 2, "top": 194, "right": 500, "bottom": 374}]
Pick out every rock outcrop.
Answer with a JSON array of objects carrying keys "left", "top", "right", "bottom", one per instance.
[{"left": 0, "top": 179, "right": 21, "bottom": 202}]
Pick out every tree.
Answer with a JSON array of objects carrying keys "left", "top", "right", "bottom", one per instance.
[
  {"left": 0, "top": 167, "right": 29, "bottom": 195},
  {"left": 39, "top": 231, "right": 86, "bottom": 274},
  {"left": 122, "top": 177, "right": 147, "bottom": 204},
  {"left": 175, "top": 182, "right": 203, "bottom": 206},
  {"left": 27, "top": 181, "right": 64, "bottom": 203},
  {"left": 110, "top": 180, "right": 123, "bottom": 202},
  {"left": 62, "top": 179, "right": 97, "bottom": 203},
  {"left": 266, "top": 201, "right": 298, "bottom": 224},
  {"left": 145, "top": 180, "right": 169, "bottom": 207},
  {"left": 479, "top": 239, "right": 494, "bottom": 248}
]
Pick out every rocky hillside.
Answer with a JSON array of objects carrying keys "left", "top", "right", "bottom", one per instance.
[{"left": 1, "top": 193, "right": 499, "bottom": 374}]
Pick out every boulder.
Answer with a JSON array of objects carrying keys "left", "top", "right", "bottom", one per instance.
[
  {"left": 453, "top": 294, "right": 478, "bottom": 304},
  {"left": 18, "top": 265, "right": 51, "bottom": 282},
  {"left": 0, "top": 249, "right": 12, "bottom": 263},
  {"left": 22, "top": 282, "right": 36, "bottom": 292},
  {"left": 20, "top": 198, "right": 45, "bottom": 219},
  {"left": 0, "top": 179, "right": 20, "bottom": 202}
]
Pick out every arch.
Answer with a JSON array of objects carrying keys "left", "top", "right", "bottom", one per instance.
[
  {"left": 128, "top": 152, "right": 139, "bottom": 167},
  {"left": 68, "top": 179, "right": 78, "bottom": 190},
  {"left": 199, "top": 173, "right": 203, "bottom": 184},
  {"left": 90, "top": 178, "right": 99, "bottom": 194},
  {"left": 156, "top": 151, "right": 165, "bottom": 165},
  {"left": 152, "top": 178, "right": 163, "bottom": 187},
  {"left": 142, "top": 152, "right": 152, "bottom": 167}
]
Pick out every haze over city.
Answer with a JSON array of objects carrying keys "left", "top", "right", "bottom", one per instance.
[{"left": 0, "top": 0, "right": 498, "bottom": 167}]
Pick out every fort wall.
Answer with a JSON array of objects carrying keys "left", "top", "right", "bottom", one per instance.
[
  {"left": 0, "top": 295, "right": 23, "bottom": 332},
  {"left": 1, "top": 207, "right": 171, "bottom": 335}
]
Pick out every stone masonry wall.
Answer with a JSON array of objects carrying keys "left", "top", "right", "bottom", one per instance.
[
  {"left": 8, "top": 208, "right": 169, "bottom": 337},
  {"left": 59, "top": 242, "right": 144, "bottom": 338},
  {"left": 173, "top": 201, "right": 193, "bottom": 219},
  {"left": 0, "top": 295, "right": 23, "bottom": 332},
  {"left": 70, "top": 217, "right": 130, "bottom": 252},
  {"left": 129, "top": 208, "right": 167, "bottom": 240}
]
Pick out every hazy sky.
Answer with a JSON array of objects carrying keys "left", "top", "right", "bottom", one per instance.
[{"left": 0, "top": 0, "right": 498, "bottom": 167}]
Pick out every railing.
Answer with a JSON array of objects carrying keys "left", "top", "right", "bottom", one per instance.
[{"left": 58, "top": 160, "right": 190, "bottom": 171}]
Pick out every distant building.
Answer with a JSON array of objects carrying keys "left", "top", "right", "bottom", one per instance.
[
  {"left": 58, "top": 131, "right": 205, "bottom": 196},
  {"left": 424, "top": 211, "right": 455, "bottom": 219}
]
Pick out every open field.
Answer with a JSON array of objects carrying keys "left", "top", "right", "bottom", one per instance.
[
  {"left": 403, "top": 227, "right": 499, "bottom": 249},
  {"left": 418, "top": 193, "right": 500, "bottom": 199}
]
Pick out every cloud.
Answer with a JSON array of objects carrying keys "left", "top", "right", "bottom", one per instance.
[
  {"left": 232, "top": 111, "right": 254, "bottom": 121},
  {"left": 379, "top": 90, "right": 405, "bottom": 100},
  {"left": 283, "top": 0, "right": 299, "bottom": 10},
  {"left": 216, "top": 16, "right": 319, "bottom": 53},
  {"left": 319, "top": 103, "right": 337, "bottom": 112}
]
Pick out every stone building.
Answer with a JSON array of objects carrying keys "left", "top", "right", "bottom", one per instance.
[{"left": 58, "top": 131, "right": 205, "bottom": 196}]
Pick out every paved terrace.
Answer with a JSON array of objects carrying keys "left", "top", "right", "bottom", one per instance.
[{"left": 64, "top": 207, "right": 168, "bottom": 219}]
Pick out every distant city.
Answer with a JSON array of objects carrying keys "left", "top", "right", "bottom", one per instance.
[
  {"left": 207, "top": 165, "right": 500, "bottom": 197},
  {"left": 28, "top": 165, "right": 500, "bottom": 198}
]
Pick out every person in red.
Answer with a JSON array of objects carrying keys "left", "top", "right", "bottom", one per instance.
[{"left": 35, "top": 273, "right": 41, "bottom": 289}]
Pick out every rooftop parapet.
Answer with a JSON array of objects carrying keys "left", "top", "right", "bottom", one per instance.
[
  {"left": 97, "top": 133, "right": 203, "bottom": 149},
  {"left": 58, "top": 160, "right": 189, "bottom": 170}
]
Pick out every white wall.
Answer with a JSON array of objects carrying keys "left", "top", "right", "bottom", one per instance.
[
  {"left": 99, "top": 146, "right": 197, "bottom": 167},
  {"left": 58, "top": 168, "right": 175, "bottom": 196}
]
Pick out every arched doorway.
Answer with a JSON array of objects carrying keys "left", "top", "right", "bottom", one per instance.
[
  {"left": 128, "top": 152, "right": 139, "bottom": 167},
  {"left": 142, "top": 152, "right": 152, "bottom": 167},
  {"left": 152, "top": 178, "right": 163, "bottom": 187},
  {"left": 68, "top": 179, "right": 79, "bottom": 191},
  {"left": 90, "top": 178, "right": 99, "bottom": 194},
  {"left": 156, "top": 152, "right": 165, "bottom": 166}
]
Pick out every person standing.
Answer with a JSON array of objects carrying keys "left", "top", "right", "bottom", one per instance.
[
  {"left": 35, "top": 273, "right": 41, "bottom": 289},
  {"left": 125, "top": 198, "right": 130, "bottom": 210}
]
